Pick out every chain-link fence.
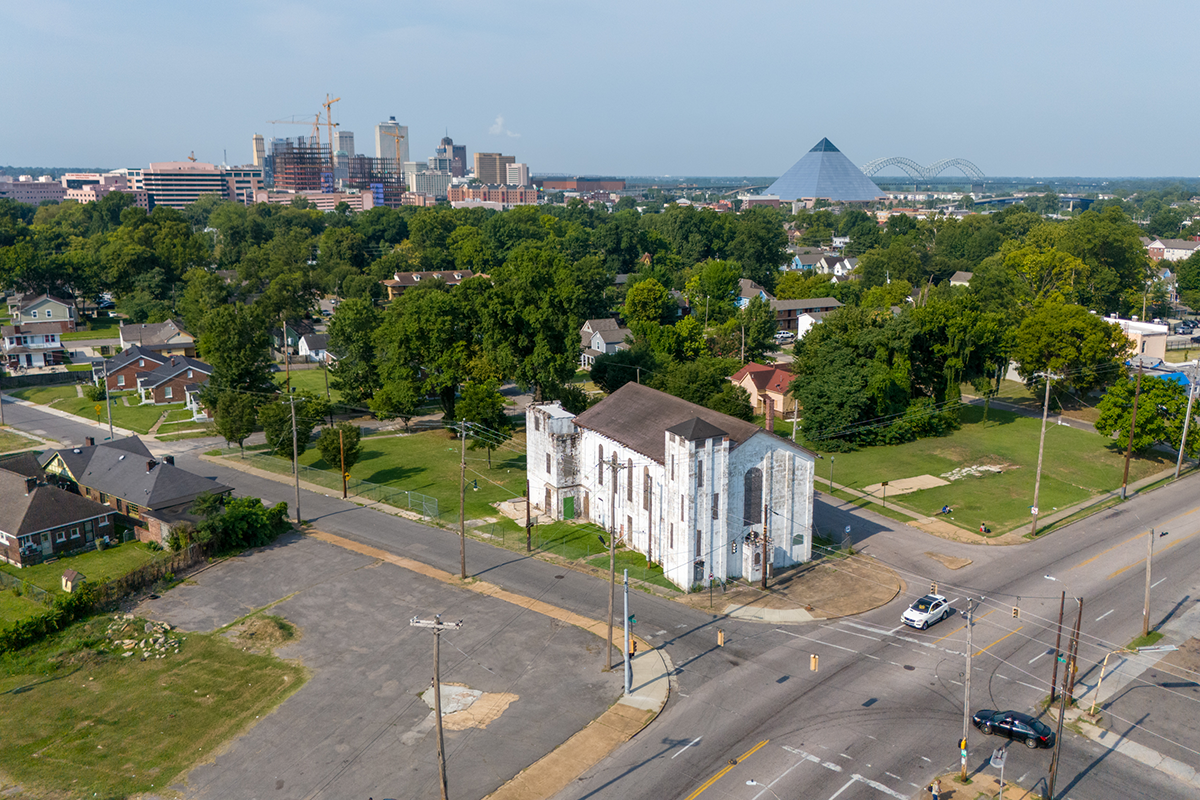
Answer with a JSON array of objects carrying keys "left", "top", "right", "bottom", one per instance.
[
  {"left": 0, "top": 571, "right": 52, "bottom": 605},
  {"left": 235, "top": 453, "right": 439, "bottom": 521}
]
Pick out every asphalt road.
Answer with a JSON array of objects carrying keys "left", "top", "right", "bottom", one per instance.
[{"left": 5, "top": 400, "right": 1200, "bottom": 799}]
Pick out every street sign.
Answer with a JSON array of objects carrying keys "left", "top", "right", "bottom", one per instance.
[
  {"left": 844, "top": 526, "right": 851, "bottom": 534},
  {"left": 1031, "top": 506, "right": 1039, "bottom": 516},
  {"left": 990, "top": 748, "right": 1006, "bottom": 768},
  {"left": 94, "top": 404, "right": 102, "bottom": 414}
]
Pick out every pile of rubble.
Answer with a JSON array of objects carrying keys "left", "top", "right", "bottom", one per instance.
[
  {"left": 105, "top": 614, "right": 185, "bottom": 660},
  {"left": 940, "top": 464, "right": 1010, "bottom": 481}
]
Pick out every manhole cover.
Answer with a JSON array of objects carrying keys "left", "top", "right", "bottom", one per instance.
[{"left": 903, "top": 665, "right": 915, "bottom": 671}]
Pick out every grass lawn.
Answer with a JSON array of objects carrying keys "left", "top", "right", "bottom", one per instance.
[
  {"left": 0, "top": 590, "right": 49, "bottom": 624},
  {"left": 0, "top": 541, "right": 161, "bottom": 596},
  {"left": 61, "top": 314, "right": 122, "bottom": 341},
  {"left": 0, "top": 614, "right": 306, "bottom": 798},
  {"left": 276, "top": 367, "right": 342, "bottom": 403},
  {"left": 162, "top": 407, "right": 195, "bottom": 424},
  {"left": 9, "top": 384, "right": 79, "bottom": 405},
  {"left": 51, "top": 397, "right": 185, "bottom": 435},
  {"left": 157, "top": 429, "right": 219, "bottom": 442},
  {"left": 817, "top": 405, "right": 1172, "bottom": 535},
  {"left": 1166, "top": 347, "right": 1200, "bottom": 363},
  {"left": 0, "top": 429, "right": 39, "bottom": 454},
  {"left": 978, "top": 379, "right": 1102, "bottom": 424}
]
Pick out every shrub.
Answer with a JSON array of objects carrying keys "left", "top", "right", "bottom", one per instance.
[{"left": 82, "top": 383, "right": 108, "bottom": 402}]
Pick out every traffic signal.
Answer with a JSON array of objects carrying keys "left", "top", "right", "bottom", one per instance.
[
  {"left": 1012, "top": 606, "right": 1020, "bottom": 618},
  {"left": 731, "top": 541, "right": 738, "bottom": 554},
  {"left": 930, "top": 581, "right": 938, "bottom": 594},
  {"left": 810, "top": 654, "right": 818, "bottom": 672}
]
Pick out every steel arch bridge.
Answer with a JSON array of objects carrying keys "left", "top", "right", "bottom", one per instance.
[{"left": 861, "top": 157, "right": 985, "bottom": 180}]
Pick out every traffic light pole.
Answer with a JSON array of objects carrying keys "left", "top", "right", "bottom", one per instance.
[
  {"left": 623, "top": 569, "right": 632, "bottom": 695},
  {"left": 960, "top": 598, "right": 976, "bottom": 781}
]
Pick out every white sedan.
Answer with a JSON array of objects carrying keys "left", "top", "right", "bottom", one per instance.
[{"left": 901, "top": 594, "right": 952, "bottom": 629}]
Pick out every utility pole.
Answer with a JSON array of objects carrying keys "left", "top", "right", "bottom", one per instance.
[
  {"left": 339, "top": 427, "right": 347, "bottom": 499},
  {"left": 0, "top": 386, "right": 4, "bottom": 426},
  {"left": 290, "top": 392, "right": 301, "bottom": 524},
  {"left": 410, "top": 615, "right": 463, "bottom": 800},
  {"left": 1030, "top": 373, "right": 1054, "bottom": 536},
  {"left": 623, "top": 569, "right": 632, "bottom": 695},
  {"left": 1121, "top": 366, "right": 1144, "bottom": 499},
  {"left": 1050, "top": 591, "right": 1065, "bottom": 704},
  {"left": 322, "top": 357, "right": 333, "bottom": 426},
  {"left": 1047, "top": 612, "right": 1075, "bottom": 800},
  {"left": 791, "top": 399, "right": 798, "bottom": 443},
  {"left": 606, "top": 453, "right": 618, "bottom": 671},
  {"left": 282, "top": 318, "right": 291, "bottom": 392},
  {"left": 102, "top": 361, "right": 113, "bottom": 441},
  {"left": 459, "top": 423, "right": 467, "bottom": 579},
  {"left": 960, "top": 598, "right": 976, "bottom": 782},
  {"left": 1066, "top": 598, "right": 1083, "bottom": 701},
  {"left": 1143, "top": 529, "right": 1165, "bottom": 637},
  {"left": 525, "top": 479, "right": 532, "bottom": 552},
  {"left": 1175, "top": 374, "right": 1198, "bottom": 480},
  {"left": 761, "top": 501, "right": 769, "bottom": 590}
]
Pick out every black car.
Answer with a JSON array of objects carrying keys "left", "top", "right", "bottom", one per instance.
[{"left": 972, "top": 709, "right": 1055, "bottom": 749}]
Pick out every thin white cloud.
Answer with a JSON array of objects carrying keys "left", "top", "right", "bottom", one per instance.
[{"left": 489, "top": 115, "right": 521, "bottom": 138}]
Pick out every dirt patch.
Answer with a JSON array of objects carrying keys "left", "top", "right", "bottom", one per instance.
[
  {"left": 862, "top": 474, "right": 949, "bottom": 496},
  {"left": 676, "top": 555, "right": 901, "bottom": 619},
  {"left": 925, "top": 552, "right": 973, "bottom": 570},
  {"left": 226, "top": 615, "right": 299, "bottom": 654},
  {"left": 443, "top": 693, "right": 519, "bottom": 731}
]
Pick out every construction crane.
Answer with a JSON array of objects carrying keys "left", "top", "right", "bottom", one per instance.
[
  {"left": 187, "top": 151, "right": 197, "bottom": 162},
  {"left": 322, "top": 94, "right": 341, "bottom": 152},
  {"left": 388, "top": 129, "right": 406, "bottom": 185},
  {"left": 267, "top": 114, "right": 325, "bottom": 148}
]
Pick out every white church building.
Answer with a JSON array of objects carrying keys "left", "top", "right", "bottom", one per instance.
[{"left": 526, "top": 382, "right": 816, "bottom": 591}]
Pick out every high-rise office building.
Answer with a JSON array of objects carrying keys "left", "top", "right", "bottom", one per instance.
[
  {"left": 252, "top": 134, "right": 266, "bottom": 167},
  {"left": 474, "top": 152, "right": 515, "bottom": 185},
  {"left": 437, "top": 136, "right": 467, "bottom": 177},
  {"left": 141, "top": 162, "right": 262, "bottom": 209},
  {"left": 333, "top": 130, "right": 355, "bottom": 159},
  {"left": 375, "top": 116, "right": 409, "bottom": 167},
  {"left": 505, "top": 163, "right": 530, "bottom": 187}
]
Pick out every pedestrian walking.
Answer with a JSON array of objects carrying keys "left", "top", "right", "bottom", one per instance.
[{"left": 929, "top": 778, "right": 940, "bottom": 800}]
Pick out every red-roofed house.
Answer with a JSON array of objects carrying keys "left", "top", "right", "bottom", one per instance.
[{"left": 729, "top": 362, "right": 796, "bottom": 419}]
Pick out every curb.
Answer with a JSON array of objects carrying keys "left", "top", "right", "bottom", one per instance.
[
  {"left": 1051, "top": 705, "right": 1200, "bottom": 791},
  {"left": 302, "top": 529, "right": 672, "bottom": 800}
]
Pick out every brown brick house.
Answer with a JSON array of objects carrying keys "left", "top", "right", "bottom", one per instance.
[
  {"left": 94, "top": 344, "right": 168, "bottom": 391},
  {"left": 0, "top": 455, "right": 115, "bottom": 567},
  {"left": 136, "top": 356, "right": 212, "bottom": 405}
]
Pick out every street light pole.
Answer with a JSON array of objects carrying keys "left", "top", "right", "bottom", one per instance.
[
  {"left": 606, "top": 453, "right": 618, "bottom": 671},
  {"left": 1176, "top": 376, "right": 1198, "bottom": 480},
  {"left": 1143, "top": 529, "right": 1167, "bottom": 638},
  {"left": 1030, "top": 373, "right": 1054, "bottom": 536},
  {"left": 1120, "top": 365, "right": 1144, "bottom": 499}
]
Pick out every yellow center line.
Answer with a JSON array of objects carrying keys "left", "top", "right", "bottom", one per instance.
[
  {"left": 975, "top": 626, "right": 1023, "bottom": 658},
  {"left": 933, "top": 608, "right": 994, "bottom": 644},
  {"left": 683, "top": 739, "right": 769, "bottom": 800},
  {"left": 1072, "top": 530, "right": 1148, "bottom": 571},
  {"left": 1107, "top": 529, "right": 1200, "bottom": 580}
]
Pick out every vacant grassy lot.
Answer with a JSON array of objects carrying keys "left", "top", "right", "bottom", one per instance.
[
  {"left": 276, "top": 367, "right": 342, "bottom": 403},
  {"left": 55, "top": 397, "right": 185, "bottom": 435},
  {"left": 0, "top": 614, "right": 306, "bottom": 798},
  {"left": 0, "top": 590, "right": 48, "bottom": 624},
  {"left": 818, "top": 405, "right": 1171, "bottom": 534},
  {"left": 9, "top": 384, "right": 79, "bottom": 405},
  {"left": 975, "top": 379, "right": 1102, "bottom": 424},
  {"left": 0, "top": 541, "right": 161, "bottom": 598},
  {"left": 1166, "top": 347, "right": 1200, "bottom": 363}
]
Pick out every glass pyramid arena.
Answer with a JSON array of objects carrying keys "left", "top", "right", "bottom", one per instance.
[{"left": 764, "top": 138, "right": 884, "bottom": 202}]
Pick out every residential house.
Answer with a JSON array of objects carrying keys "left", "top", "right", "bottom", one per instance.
[
  {"left": 8, "top": 294, "right": 78, "bottom": 332},
  {"left": 381, "top": 270, "right": 475, "bottom": 300},
  {"left": 729, "top": 363, "right": 796, "bottom": 419},
  {"left": 0, "top": 458, "right": 115, "bottom": 567},
  {"left": 579, "top": 319, "right": 632, "bottom": 368},
  {"left": 94, "top": 344, "right": 168, "bottom": 391},
  {"left": 40, "top": 436, "right": 232, "bottom": 548},
  {"left": 271, "top": 319, "right": 316, "bottom": 356},
  {"left": 526, "top": 382, "right": 815, "bottom": 590},
  {"left": 135, "top": 355, "right": 212, "bottom": 408},
  {"left": 2, "top": 321, "right": 69, "bottom": 369},
  {"left": 950, "top": 271, "right": 974, "bottom": 287},
  {"left": 814, "top": 256, "right": 858, "bottom": 277},
  {"left": 1107, "top": 315, "right": 1168, "bottom": 360},
  {"left": 771, "top": 298, "right": 842, "bottom": 334},
  {"left": 298, "top": 333, "right": 330, "bottom": 362},
  {"left": 735, "top": 278, "right": 773, "bottom": 309},
  {"left": 1146, "top": 238, "right": 1200, "bottom": 262},
  {"left": 118, "top": 319, "right": 196, "bottom": 357}
]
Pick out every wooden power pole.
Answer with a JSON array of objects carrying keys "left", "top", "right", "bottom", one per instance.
[{"left": 410, "top": 615, "right": 463, "bottom": 800}]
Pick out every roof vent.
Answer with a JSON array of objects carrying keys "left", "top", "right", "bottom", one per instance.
[
  {"left": 118, "top": 454, "right": 126, "bottom": 460},
  {"left": 73, "top": 448, "right": 81, "bottom": 454}
]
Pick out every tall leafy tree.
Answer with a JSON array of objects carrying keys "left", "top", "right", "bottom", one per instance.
[
  {"left": 327, "top": 298, "right": 382, "bottom": 405},
  {"left": 457, "top": 380, "right": 512, "bottom": 467},
  {"left": 316, "top": 423, "right": 364, "bottom": 473},
  {"left": 1095, "top": 376, "right": 1197, "bottom": 457},
  {"left": 214, "top": 391, "right": 258, "bottom": 456},
  {"left": 1012, "top": 299, "right": 1131, "bottom": 395},
  {"left": 376, "top": 284, "right": 474, "bottom": 418},
  {"left": 198, "top": 304, "right": 276, "bottom": 401}
]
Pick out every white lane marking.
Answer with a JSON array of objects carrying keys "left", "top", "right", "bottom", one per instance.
[
  {"left": 997, "top": 674, "right": 1011, "bottom": 681},
  {"left": 1152, "top": 578, "right": 1166, "bottom": 588},
  {"left": 826, "top": 626, "right": 883, "bottom": 642},
  {"left": 752, "top": 755, "right": 807, "bottom": 800},
  {"left": 887, "top": 642, "right": 904, "bottom": 648},
  {"left": 1029, "top": 650, "right": 1051, "bottom": 664},
  {"left": 1096, "top": 609, "right": 1114, "bottom": 622},
  {"left": 920, "top": 756, "right": 931, "bottom": 762},
  {"left": 840, "top": 620, "right": 894, "bottom": 636},
  {"left": 854, "top": 773, "right": 907, "bottom": 799},
  {"left": 863, "top": 653, "right": 881, "bottom": 660},
  {"left": 654, "top": 630, "right": 668, "bottom": 636},
  {"left": 1018, "top": 772, "right": 1028, "bottom": 783},
  {"left": 776, "top": 629, "right": 859, "bottom": 653},
  {"left": 782, "top": 745, "right": 842, "bottom": 771},
  {"left": 838, "top": 753, "right": 852, "bottom": 759},
  {"left": 949, "top": 680, "right": 963, "bottom": 686},
  {"left": 885, "top": 772, "right": 902, "bottom": 781},
  {"left": 1017, "top": 681, "right": 1042, "bottom": 692},
  {"left": 672, "top": 737, "right": 701, "bottom": 758},
  {"left": 828, "top": 777, "right": 859, "bottom": 800},
  {"left": 867, "top": 736, "right": 877, "bottom": 741},
  {"left": 889, "top": 661, "right": 903, "bottom": 667}
]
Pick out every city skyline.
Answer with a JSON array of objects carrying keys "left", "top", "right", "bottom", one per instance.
[{"left": 4, "top": 0, "right": 1199, "bottom": 178}]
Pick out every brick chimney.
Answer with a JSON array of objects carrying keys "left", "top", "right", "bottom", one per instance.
[
  {"left": 163, "top": 455, "right": 174, "bottom": 465},
  {"left": 765, "top": 396, "right": 775, "bottom": 432},
  {"left": 24, "top": 476, "right": 37, "bottom": 494},
  {"left": 146, "top": 459, "right": 156, "bottom": 473},
  {"left": 85, "top": 436, "right": 95, "bottom": 447}
]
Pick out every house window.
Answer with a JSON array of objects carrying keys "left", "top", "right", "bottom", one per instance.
[
  {"left": 30, "top": 310, "right": 37, "bottom": 318},
  {"left": 598, "top": 445, "right": 604, "bottom": 484},
  {"left": 45, "top": 309, "right": 52, "bottom": 318},
  {"left": 642, "top": 467, "right": 650, "bottom": 511},
  {"left": 98, "top": 492, "right": 108, "bottom": 504},
  {"left": 669, "top": 524, "right": 674, "bottom": 549},
  {"left": 627, "top": 458, "right": 633, "bottom": 501},
  {"left": 70, "top": 528, "right": 80, "bottom": 539},
  {"left": 534, "top": 413, "right": 540, "bottom": 432},
  {"left": 55, "top": 530, "right": 65, "bottom": 542},
  {"left": 744, "top": 468, "right": 763, "bottom": 525},
  {"left": 165, "top": 386, "right": 173, "bottom": 399},
  {"left": 697, "top": 459, "right": 703, "bottom": 488},
  {"left": 138, "top": 359, "right": 144, "bottom": 367},
  {"left": 545, "top": 452, "right": 551, "bottom": 474},
  {"left": 127, "top": 503, "right": 140, "bottom": 519},
  {"left": 99, "top": 517, "right": 109, "bottom": 527},
  {"left": 117, "top": 375, "right": 125, "bottom": 386},
  {"left": 187, "top": 369, "right": 193, "bottom": 378},
  {"left": 84, "top": 520, "right": 94, "bottom": 535},
  {"left": 713, "top": 493, "right": 720, "bottom": 520}
]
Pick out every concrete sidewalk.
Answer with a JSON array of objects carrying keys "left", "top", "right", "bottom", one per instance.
[
  {"left": 304, "top": 530, "right": 672, "bottom": 800},
  {"left": 1050, "top": 705, "right": 1200, "bottom": 792}
]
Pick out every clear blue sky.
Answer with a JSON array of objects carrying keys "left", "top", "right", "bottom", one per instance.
[{"left": 4, "top": 0, "right": 1198, "bottom": 178}]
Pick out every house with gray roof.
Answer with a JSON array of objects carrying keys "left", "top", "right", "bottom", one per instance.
[
  {"left": 579, "top": 318, "right": 632, "bottom": 368},
  {"left": 118, "top": 319, "right": 195, "bottom": 356},
  {"left": 94, "top": 344, "right": 169, "bottom": 391},
  {"left": 40, "top": 436, "right": 231, "bottom": 548},
  {"left": 0, "top": 463, "right": 115, "bottom": 567},
  {"left": 526, "top": 382, "right": 815, "bottom": 590}
]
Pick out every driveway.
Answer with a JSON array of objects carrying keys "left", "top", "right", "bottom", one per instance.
[{"left": 141, "top": 532, "right": 621, "bottom": 800}]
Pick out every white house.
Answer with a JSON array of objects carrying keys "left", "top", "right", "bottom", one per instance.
[
  {"left": 579, "top": 319, "right": 631, "bottom": 368},
  {"left": 298, "top": 333, "right": 330, "bottom": 363},
  {"left": 526, "top": 382, "right": 816, "bottom": 591}
]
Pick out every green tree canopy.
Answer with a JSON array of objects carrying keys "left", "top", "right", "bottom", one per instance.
[
  {"left": 1012, "top": 300, "right": 1131, "bottom": 395},
  {"left": 1095, "top": 375, "right": 1198, "bottom": 457}
]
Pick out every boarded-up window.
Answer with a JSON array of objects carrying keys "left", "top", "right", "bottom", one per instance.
[
  {"left": 627, "top": 458, "right": 633, "bottom": 501},
  {"left": 695, "top": 529, "right": 701, "bottom": 559},
  {"left": 546, "top": 452, "right": 551, "bottom": 474},
  {"left": 598, "top": 445, "right": 604, "bottom": 484},
  {"left": 744, "top": 467, "right": 762, "bottom": 525},
  {"left": 642, "top": 466, "right": 650, "bottom": 511},
  {"left": 534, "top": 413, "right": 540, "bottom": 431},
  {"left": 669, "top": 523, "right": 674, "bottom": 549},
  {"left": 712, "top": 493, "right": 720, "bottom": 520},
  {"left": 696, "top": 459, "right": 703, "bottom": 488}
]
